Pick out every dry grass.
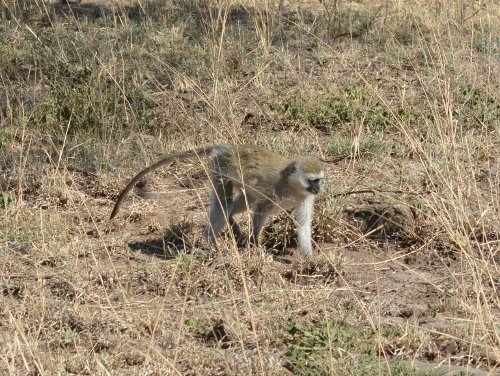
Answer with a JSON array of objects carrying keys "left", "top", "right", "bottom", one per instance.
[{"left": 0, "top": 0, "right": 499, "bottom": 375}]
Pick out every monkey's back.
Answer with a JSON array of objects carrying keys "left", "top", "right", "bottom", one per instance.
[{"left": 216, "top": 145, "right": 291, "bottom": 191}]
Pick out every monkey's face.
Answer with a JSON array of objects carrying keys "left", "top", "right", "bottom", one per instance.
[
  {"left": 290, "top": 163, "right": 324, "bottom": 196},
  {"left": 306, "top": 178, "right": 322, "bottom": 194},
  {"left": 288, "top": 157, "right": 324, "bottom": 197}
]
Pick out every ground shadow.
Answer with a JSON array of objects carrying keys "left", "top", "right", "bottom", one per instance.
[{"left": 128, "top": 237, "right": 181, "bottom": 260}]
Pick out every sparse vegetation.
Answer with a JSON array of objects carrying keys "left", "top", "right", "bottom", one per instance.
[{"left": 0, "top": 0, "right": 498, "bottom": 375}]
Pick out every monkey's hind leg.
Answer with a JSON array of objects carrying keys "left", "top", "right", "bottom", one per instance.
[
  {"left": 204, "top": 177, "right": 235, "bottom": 245},
  {"left": 228, "top": 216, "right": 243, "bottom": 242},
  {"left": 228, "top": 192, "right": 256, "bottom": 243},
  {"left": 247, "top": 202, "right": 271, "bottom": 247}
]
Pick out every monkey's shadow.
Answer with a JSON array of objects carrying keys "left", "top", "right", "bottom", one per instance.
[
  {"left": 126, "top": 218, "right": 202, "bottom": 259},
  {"left": 126, "top": 231, "right": 295, "bottom": 264},
  {"left": 127, "top": 237, "right": 188, "bottom": 260},
  {"left": 124, "top": 213, "right": 298, "bottom": 262}
]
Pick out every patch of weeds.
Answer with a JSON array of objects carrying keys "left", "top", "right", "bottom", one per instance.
[
  {"left": 184, "top": 318, "right": 214, "bottom": 339},
  {"left": 472, "top": 18, "right": 499, "bottom": 55},
  {"left": 427, "top": 304, "right": 439, "bottom": 318},
  {"left": 274, "top": 88, "right": 353, "bottom": 130},
  {"left": 278, "top": 319, "right": 412, "bottom": 375},
  {"left": 1, "top": 282, "right": 24, "bottom": 299},
  {"left": 127, "top": 222, "right": 199, "bottom": 259},
  {"left": 283, "top": 256, "right": 342, "bottom": 285},
  {"left": 0, "top": 131, "right": 13, "bottom": 149},
  {"left": 344, "top": 203, "right": 415, "bottom": 239},
  {"left": 170, "top": 253, "right": 205, "bottom": 272},
  {"left": 316, "top": 2, "right": 377, "bottom": 39},
  {"left": 163, "top": 219, "right": 196, "bottom": 251},
  {"left": 261, "top": 196, "right": 342, "bottom": 251},
  {"left": 326, "top": 135, "right": 354, "bottom": 157},
  {"left": 397, "top": 107, "right": 435, "bottom": 141},
  {"left": 391, "top": 13, "right": 431, "bottom": 46},
  {"left": 261, "top": 213, "right": 296, "bottom": 255},
  {"left": 29, "top": 78, "right": 126, "bottom": 134},
  {"left": 185, "top": 318, "right": 228, "bottom": 344},
  {"left": 0, "top": 209, "right": 70, "bottom": 246},
  {"left": 454, "top": 84, "right": 499, "bottom": 130},
  {"left": 37, "top": 303, "right": 86, "bottom": 350},
  {"left": 312, "top": 205, "right": 342, "bottom": 244},
  {"left": 274, "top": 83, "right": 395, "bottom": 132},
  {"left": 327, "top": 134, "right": 391, "bottom": 158},
  {"left": 0, "top": 190, "right": 12, "bottom": 209},
  {"left": 49, "top": 280, "right": 76, "bottom": 301},
  {"left": 130, "top": 260, "right": 150, "bottom": 273},
  {"left": 365, "top": 101, "right": 395, "bottom": 132},
  {"left": 64, "top": 355, "right": 94, "bottom": 375}
]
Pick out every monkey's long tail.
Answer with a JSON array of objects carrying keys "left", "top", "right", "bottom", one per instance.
[{"left": 110, "top": 146, "right": 221, "bottom": 219}]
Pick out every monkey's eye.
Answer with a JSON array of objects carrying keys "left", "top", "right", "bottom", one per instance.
[{"left": 310, "top": 178, "right": 321, "bottom": 184}]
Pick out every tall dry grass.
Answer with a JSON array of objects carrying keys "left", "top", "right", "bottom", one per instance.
[{"left": 0, "top": 0, "right": 498, "bottom": 374}]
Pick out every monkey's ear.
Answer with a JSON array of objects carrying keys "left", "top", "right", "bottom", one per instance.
[{"left": 290, "top": 163, "right": 297, "bottom": 174}]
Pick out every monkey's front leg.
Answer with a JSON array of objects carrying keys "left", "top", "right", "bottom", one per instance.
[{"left": 295, "top": 195, "right": 315, "bottom": 256}]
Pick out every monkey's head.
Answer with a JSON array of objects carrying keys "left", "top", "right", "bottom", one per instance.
[{"left": 288, "top": 156, "right": 324, "bottom": 196}]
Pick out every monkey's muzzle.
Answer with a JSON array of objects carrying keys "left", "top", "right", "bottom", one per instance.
[{"left": 307, "top": 181, "right": 321, "bottom": 195}]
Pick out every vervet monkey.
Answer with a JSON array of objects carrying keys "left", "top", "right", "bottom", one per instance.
[{"left": 110, "top": 145, "right": 324, "bottom": 256}]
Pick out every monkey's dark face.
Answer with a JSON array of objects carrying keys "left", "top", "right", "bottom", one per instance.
[
  {"left": 298, "top": 173, "right": 324, "bottom": 195},
  {"left": 306, "top": 178, "right": 322, "bottom": 194}
]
